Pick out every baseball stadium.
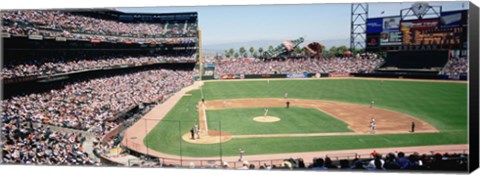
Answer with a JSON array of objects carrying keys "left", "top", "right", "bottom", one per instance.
[{"left": 0, "top": 2, "right": 476, "bottom": 173}]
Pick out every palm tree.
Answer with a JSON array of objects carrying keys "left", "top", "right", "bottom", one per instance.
[
  {"left": 234, "top": 52, "right": 239, "bottom": 58},
  {"left": 258, "top": 47, "right": 264, "bottom": 55},
  {"left": 228, "top": 48, "right": 235, "bottom": 56},
  {"left": 239, "top": 47, "right": 246, "bottom": 57},
  {"left": 225, "top": 53, "right": 231, "bottom": 58},
  {"left": 253, "top": 51, "right": 258, "bottom": 58},
  {"left": 268, "top": 45, "right": 274, "bottom": 51},
  {"left": 249, "top": 47, "right": 255, "bottom": 57},
  {"left": 243, "top": 52, "right": 248, "bottom": 58}
]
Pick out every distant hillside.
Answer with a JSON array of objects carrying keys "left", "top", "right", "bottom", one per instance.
[{"left": 203, "top": 38, "right": 349, "bottom": 53}]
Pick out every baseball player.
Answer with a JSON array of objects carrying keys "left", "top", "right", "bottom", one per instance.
[
  {"left": 223, "top": 100, "right": 227, "bottom": 108},
  {"left": 370, "top": 99, "right": 375, "bottom": 108},
  {"left": 284, "top": 92, "right": 288, "bottom": 99},
  {"left": 264, "top": 108, "right": 269, "bottom": 117},
  {"left": 370, "top": 118, "right": 376, "bottom": 134},
  {"left": 411, "top": 121, "right": 415, "bottom": 133},
  {"left": 238, "top": 148, "right": 245, "bottom": 162},
  {"left": 194, "top": 121, "right": 199, "bottom": 138},
  {"left": 190, "top": 128, "right": 195, "bottom": 140},
  {"left": 196, "top": 126, "right": 201, "bottom": 139}
]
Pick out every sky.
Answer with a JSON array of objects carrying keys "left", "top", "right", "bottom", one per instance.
[{"left": 117, "top": 2, "right": 467, "bottom": 46}]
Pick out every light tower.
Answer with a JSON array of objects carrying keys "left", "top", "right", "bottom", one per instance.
[{"left": 350, "top": 3, "right": 368, "bottom": 51}]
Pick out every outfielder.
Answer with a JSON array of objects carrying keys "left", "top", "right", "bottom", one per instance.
[
  {"left": 370, "top": 99, "right": 375, "bottom": 108},
  {"left": 264, "top": 108, "right": 269, "bottom": 117}
]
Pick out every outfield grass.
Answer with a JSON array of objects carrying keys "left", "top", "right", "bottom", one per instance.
[
  {"left": 206, "top": 107, "right": 352, "bottom": 135},
  {"left": 202, "top": 79, "right": 467, "bottom": 131},
  {"left": 144, "top": 79, "right": 468, "bottom": 157}
]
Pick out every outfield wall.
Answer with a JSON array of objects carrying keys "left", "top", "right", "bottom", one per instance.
[{"left": 201, "top": 72, "right": 467, "bottom": 81}]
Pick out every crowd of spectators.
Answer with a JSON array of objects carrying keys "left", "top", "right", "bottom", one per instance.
[
  {"left": 1, "top": 55, "right": 196, "bottom": 79},
  {"left": 2, "top": 24, "right": 197, "bottom": 44},
  {"left": 1, "top": 121, "right": 99, "bottom": 165},
  {"left": 224, "top": 151, "right": 467, "bottom": 171},
  {"left": 1, "top": 69, "right": 194, "bottom": 134},
  {"left": 2, "top": 10, "right": 196, "bottom": 38},
  {"left": 214, "top": 56, "right": 384, "bottom": 75},
  {"left": 439, "top": 57, "right": 468, "bottom": 79}
]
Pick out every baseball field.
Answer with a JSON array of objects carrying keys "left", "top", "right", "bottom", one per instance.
[{"left": 141, "top": 78, "right": 467, "bottom": 158}]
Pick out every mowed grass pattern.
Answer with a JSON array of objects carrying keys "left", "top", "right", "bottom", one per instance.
[
  {"left": 144, "top": 79, "right": 468, "bottom": 157},
  {"left": 202, "top": 79, "right": 467, "bottom": 131},
  {"left": 206, "top": 107, "right": 352, "bottom": 135}
]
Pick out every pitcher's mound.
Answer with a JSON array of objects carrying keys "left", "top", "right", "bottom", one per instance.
[{"left": 253, "top": 116, "right": 281, "bottom": 123}]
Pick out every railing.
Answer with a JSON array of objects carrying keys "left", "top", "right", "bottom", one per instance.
[{"left": 118, "top": 147, "right": 469, "bottom": 169}]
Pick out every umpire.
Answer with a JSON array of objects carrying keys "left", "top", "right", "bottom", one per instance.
[{"left": 411, "top": 122, "right": 415, "bottom": 133}]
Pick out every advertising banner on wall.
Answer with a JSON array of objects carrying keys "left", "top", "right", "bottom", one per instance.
[
  {"left": 400, "top": 18, "right": 439, "bottom": 31},
  {"left": 382, "top": 16, "right": 401, "bottom": 31},
  {"left": 287, "top": 73, "right": 308, "bottom": 78},
  {"left": 440, "top": 10, "right": 468, "bottom": 28},
  {"left": 366, "top": 18, "right": 383, "bottom": 33},
  {"left": 28, "top": 34, "right": 43, "bottom": 40}
]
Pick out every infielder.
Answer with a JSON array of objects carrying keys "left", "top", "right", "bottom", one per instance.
[
  {"left": 370, "top": 117, "right": 376, "bottom": 134},
  {"left": 264, "top": 108, "right": 269, "bottom": 117},
  {"left": 223, "top": 100, "right": 227, "bottom": 108}
]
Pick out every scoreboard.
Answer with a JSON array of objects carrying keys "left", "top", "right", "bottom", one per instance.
[
  {"left": 366, "top": 10, "right": 467, "bottom": 51},
  {"left": 402, "top": 27, "right": 465, "bottom": 46}
]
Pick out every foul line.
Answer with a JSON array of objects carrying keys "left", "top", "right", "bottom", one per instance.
[
  {"left": 230, "top": 130, "right": 440, "bottom": 139},
  {"left": 202, "top": 102, "right": 209, "bottom": 134}
]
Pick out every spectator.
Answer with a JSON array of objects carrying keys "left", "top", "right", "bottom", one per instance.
[
  {"left": 339, "top": 159, "right": 350, "bottom": 169},
  {"left": 439, "top": 57, "right": 468, "bottom": 79},
  {"left": 2, "top": 69, "right": 194, "bottom": 134},
  {"left": 324, "top": 157, "right": 337, "bottom": 169},
  {"left": 214, "top": 56, "right": 384, "bottom": 76},
  {"left": 311, "top": 158, "right": 327, "bottom": 170},
  {"left": 397, "top": 152, "right": 409, "bottom": 169},
  {"left": 1, "top": 123, "right": 97, "bottom": 165},
  {"left": 384, "top": 152, "right": 400, "bottom": 169},
  {"left": 2, "top": 10, "right": 198, "bottom": 39},
  {"left": 2, "top": 55, "right": 197, "bottom": 79}
]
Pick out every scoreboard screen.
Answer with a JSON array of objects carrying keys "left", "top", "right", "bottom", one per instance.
[
  {"left": 365, "top": 10, "right": 467, "bottom": 51},
  {"left": 402, "top": 27, "right": 465, "bottom": 46}
]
